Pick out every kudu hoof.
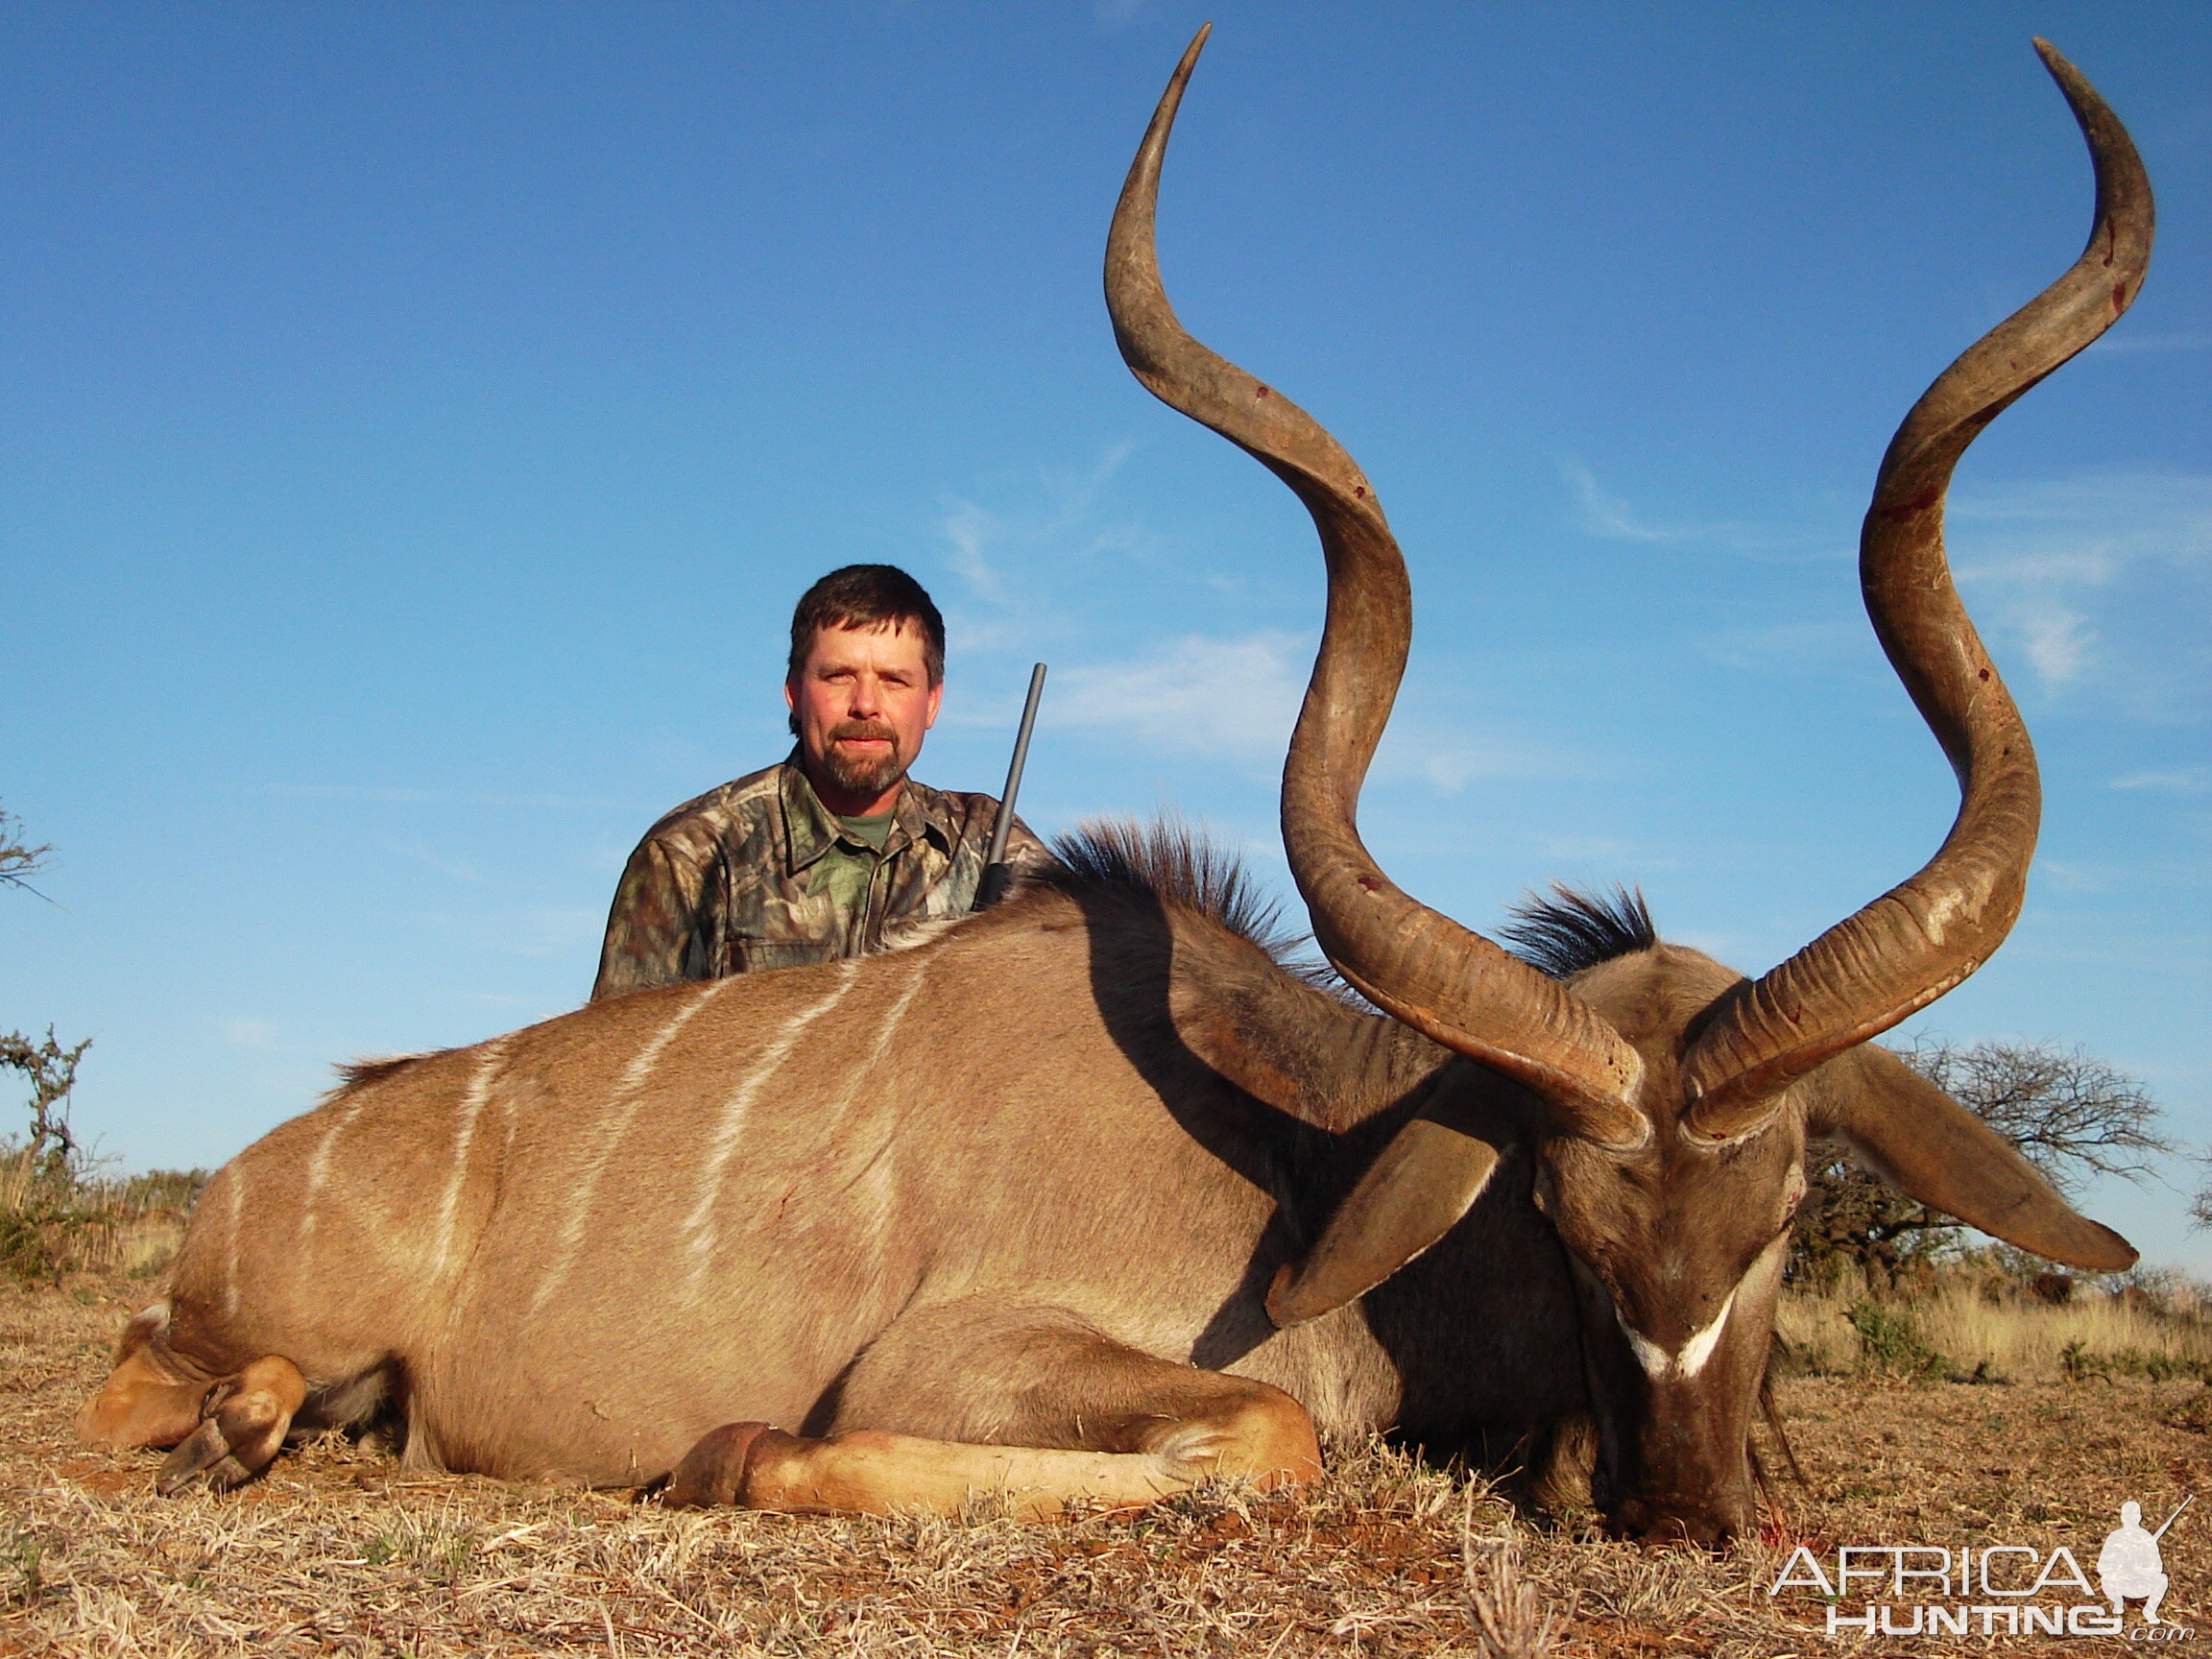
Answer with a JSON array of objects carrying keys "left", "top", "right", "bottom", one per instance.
[
  {"left": 663, "top": 1421, "right": 799, "bottom": 1507},
  {"left": 151, "top": 1358, "right": 307, "bottom": 1496}
]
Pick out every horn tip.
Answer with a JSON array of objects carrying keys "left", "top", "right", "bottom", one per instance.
[
  {"left": 1175, "top": 22, "right": 1214, "bottom": 79},
  {"left": 2030, "top": 36, "right": 2081, "bottom": 89}
]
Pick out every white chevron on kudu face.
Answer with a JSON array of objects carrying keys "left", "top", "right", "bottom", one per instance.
[{"left": 1614, "top": 1234, "right": 1788, "bottom": 1382}]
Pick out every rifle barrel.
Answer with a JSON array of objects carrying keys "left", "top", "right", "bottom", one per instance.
[
  {"left": 2152, "top": 1494, "right": 2194, "bottom": 1540},
  {"left": 974, "top": 662, "right": 1046, "bottom": 910}
]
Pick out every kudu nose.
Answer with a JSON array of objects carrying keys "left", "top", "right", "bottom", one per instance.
[{"left": 1610, "top": 1499, "right": 1743, "bottom": 1551}]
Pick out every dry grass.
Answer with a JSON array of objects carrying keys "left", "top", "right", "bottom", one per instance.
[
  {"left": 1780, "top": 1269, "right": 2212, "bottom": 1382},
  {"left": 0, "top": 1165, "right": 192, "bottom": 1285},
  {"left": 5, "top": 1274, "right": 2209, "bottom": 1656}
]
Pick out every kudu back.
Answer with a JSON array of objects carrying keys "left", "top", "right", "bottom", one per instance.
[{"left": 82, "top": 32, "right": 2149, "bottom": 1544}]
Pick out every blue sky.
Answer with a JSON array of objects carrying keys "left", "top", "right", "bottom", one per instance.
[{"left": 4, "top": 5, "right": 2207, "bottom": 1266}]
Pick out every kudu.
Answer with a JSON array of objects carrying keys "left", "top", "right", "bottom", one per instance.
[{"left": 81, "top": 33, "right": 2150, "bottom": 1544}]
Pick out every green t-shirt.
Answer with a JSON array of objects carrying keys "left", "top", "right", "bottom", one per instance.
[{"left": 807, "top": 810, "right": 895, "bottom": 918}]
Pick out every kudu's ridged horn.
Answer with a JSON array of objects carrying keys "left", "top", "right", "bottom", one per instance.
[
  {"left": 1106, "top": 25, "right": 1647, "bottom": 1148},
  {"left": 1681, "top": 41, "right": 2154, "bottom": 1142}
]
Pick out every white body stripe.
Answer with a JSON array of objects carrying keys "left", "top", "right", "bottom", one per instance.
[
  {"left": 682, "top": 964, "right": 859, "bottom": 1283},
  {"left": 300, "top": 1094, "right": 370, "bottom": 1245},
  {"left": 221, "top": 1166, "right": 246, "bottom": 1319},
  {"left": 824, "top": 956, "right": 929, "bottom": 1124},
  {"left": 430, "top": 1036, "right": 514, "bottom": 1278},
  {"left": 530, "top": 977, "right": 738, "bottom": 1311}
]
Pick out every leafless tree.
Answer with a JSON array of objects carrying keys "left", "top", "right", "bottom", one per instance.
[
  {"left": 1912, "top": 1040, "right": 2168, "bottom": 1193},
  {"left": 2, "top": 805, "right": 89, "bottom": 1177},
  {"left": 0, "top": 804, "right": 53, "bottom": 900},
  {"left": 2188, "top": 1167, "right": 2212, "bottom": 1235}
]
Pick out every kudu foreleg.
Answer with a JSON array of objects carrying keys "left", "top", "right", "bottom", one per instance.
[
  {"left": 666, "top": 1302, "right": 1321, "bottom": 1518},
  {"left": 153, "top": 1355, "right": 309, "bottom": 1495}
]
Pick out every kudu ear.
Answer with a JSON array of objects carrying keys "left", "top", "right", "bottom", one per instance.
[
  {"left": 1264, "top": 1092, "right": 1504, "bottom": 1329},
  {"left": 1807, "top": 1044, "right": 2136, "bottom": 1272}
]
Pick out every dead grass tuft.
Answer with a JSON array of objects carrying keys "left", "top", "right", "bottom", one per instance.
[{"left": 1459, "top": 1497, "right": 1575, "bottom": 1658}]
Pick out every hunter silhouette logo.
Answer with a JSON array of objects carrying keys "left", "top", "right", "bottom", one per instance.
[
  {"left": 2101, "top": 1497, "right": 2190, "bottom": 1626},
  {"left": 1769, "top": 1494, "right": 2195, "bottom": 1639}
]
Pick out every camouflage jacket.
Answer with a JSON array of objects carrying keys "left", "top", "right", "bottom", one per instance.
[{"left": 589, "top": 754, "right": 1046, "bottom": 1000}]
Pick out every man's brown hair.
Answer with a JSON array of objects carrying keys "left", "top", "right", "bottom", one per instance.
[{"left": 787, "top": 565, "right": 947, "bottom": 686}]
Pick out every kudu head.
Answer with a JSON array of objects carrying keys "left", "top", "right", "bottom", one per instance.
[{"left": 1106, "top": 28, "right": 2151, "bottom": 1544}]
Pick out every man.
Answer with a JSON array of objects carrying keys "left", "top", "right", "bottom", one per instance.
[{"left": 590, "top": 565, "right": 1046, "bottom": 1000}]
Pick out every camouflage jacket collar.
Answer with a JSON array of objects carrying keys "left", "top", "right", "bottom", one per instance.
[{"left": 776, "top": 751, "right": 962, "bottom": 875}]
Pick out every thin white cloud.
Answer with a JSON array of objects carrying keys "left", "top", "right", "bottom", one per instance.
[
  {"left": 1562, "top": 467, "right": 2212, "bottom": 708},
  {"left": 2034, "top": 859, "right": 2114, "bottom": 895},
  {"left": 1699, "top": 618, "right": 1863, "bottom": 674},
  {"left": 409, "top": 905, "right": 605, "bottom": 963},
  {"left": 387, "top": 842, "right": 487, "bottom": 884},
  {"left": 1370, "top": 722, "right": 1576, "bottom": 795},
  {"left": 1538, "top": 834, "right": 1640, "bottom": 864},
  {"left": 2109, "top": 767, "right": 2211, "bottom": 796},
  {"left": 1964, "top": 550, "right": 2117, "bottom": 584},
  {"left": 2010, "top": 596, "right": 2097, "bottom": 687},
  {"left": 2086, "top": 330, "right": 2212, "bottom": 356},
  {"left": 1950, "top": 472, "right": 2211, "bottom": 554},
  {"left": 1052, "top": 631, "right": 1310, "bottom": 772},
  {"left": 223, "top": 1018, "right": 277, "bottom": 1050},
  {"left": 1558, "top": 458, "right": 1847, "bottom": 563},
  {"left": 940, "top": 500, "right": 1005, "bottom": 605},
  {"left": 1046, "top": 629, "right": 1574, "bottom": 795},
  {"left": 937, "top": 441, "right": 1142, "bottom": 606},
  {"left": 1952, "top": 470, "right": 2211, "bottom": 702},
  {"left": 1561, "top": 458, "right": 1684, "bottom": 543},
  {"left": 934, "top": 441, "right": 1165, "bottom": 657}
]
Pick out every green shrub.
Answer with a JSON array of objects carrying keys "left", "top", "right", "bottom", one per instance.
[{"left": 1846, "top": 1300, "right": 1947, "bottom": 1380}]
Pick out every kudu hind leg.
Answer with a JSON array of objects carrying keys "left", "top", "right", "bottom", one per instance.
[
  {"left": 668, "top": 1302, "right": 1321, "bottom": 1517},
  {"left": 156, "top": 1356, "right": 309, "bottom": 1495}
]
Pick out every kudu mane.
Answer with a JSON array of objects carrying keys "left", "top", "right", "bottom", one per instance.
[
  {"left": 1048, "top": 823, "right": 1662, "bottom": 1004},
  {"left": 1499, "top": 886, "right": 1658, "bottom": 981},
  {"left": 328, "top": 1052, "right": 434, "bottom": 1095},
  {"left": 1043, "top": 820, "right": 1339, "bottom": 986}
]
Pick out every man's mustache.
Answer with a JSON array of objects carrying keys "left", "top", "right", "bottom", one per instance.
[{"left": 829, "top": 721, "right": 900, "bottom": 746}]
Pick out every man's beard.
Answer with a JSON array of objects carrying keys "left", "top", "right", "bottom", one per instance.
[{"left": 820, "top": 720, "right": 909, "bottom": 800}]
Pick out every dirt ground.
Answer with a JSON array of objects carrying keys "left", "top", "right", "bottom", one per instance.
[{"left": 5, "top": 1275, "right": 2208, "bottom": 1657}]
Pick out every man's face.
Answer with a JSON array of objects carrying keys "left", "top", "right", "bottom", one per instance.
[{"left": 784, "top": 621, "right": 943, "bottom": 810}]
